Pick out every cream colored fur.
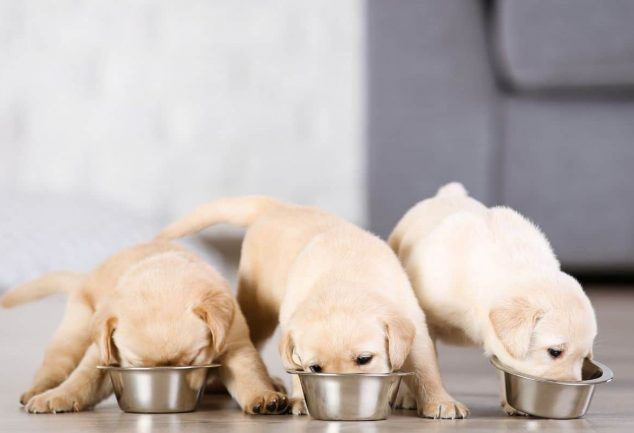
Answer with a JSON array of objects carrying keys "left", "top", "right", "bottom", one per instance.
[
  {"left": 389, "top": 183, "right": 597, "bottom": 415},
  {"left": 0, "top": 242, "right": 287, "bottom": 414},
  {"left": 157, "top": 196, "right": 468, "bottom": 419}
]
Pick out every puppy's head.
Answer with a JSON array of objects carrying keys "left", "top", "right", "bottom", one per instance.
[
  {"left": 280, "top": 296, "right": 415, "bottom": 374},
  {"left": 94, "top": 288, "right": 234, "bottom": 367},
  {"left": 488, "top": 274, "right": 596, "bottom": 381}
]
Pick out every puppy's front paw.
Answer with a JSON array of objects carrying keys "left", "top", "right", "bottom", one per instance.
[
  {"left": 246, "top": 391, "right": 288, "bottom": 415},
  {"left": 392, "top": 386, "right": 417, "bottom": 410},
  {"left": 501, "top": 400, "right": 527, "bottom": 417},
  {"left": 418, "top": 397, "right": 469, "bottom": 419},
  {"left": 26, "top": 390, "right": 83, "bottom": 414},
  {"left": 289, "top": 397, "right": 308, "bottom": 415}
]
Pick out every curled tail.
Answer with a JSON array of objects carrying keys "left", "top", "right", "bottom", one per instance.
[
  {"left": 436, "top": 182, "right": 468, "bottom": 198},
  {"left": 156, "top": 196, "right": 284, "bottom": 240},
  {"left": 0, "top": 271, "right": 87, "bottom": 308}
]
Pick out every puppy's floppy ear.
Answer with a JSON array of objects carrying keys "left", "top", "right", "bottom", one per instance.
[
  {"left": 94, "top": 313, "right": 118, "bottom": 365},
  {"left": 489, "top": 297, "right": 543, "bottom": 359},
  {"left": 384, "top": 314, "right": 416, "bottom": 370},
  {"left": 279, "top": 329, "right": 301, "bottom": 369},
  {"left": 194, "top": 290, "right": 235, "bottom": 354}
]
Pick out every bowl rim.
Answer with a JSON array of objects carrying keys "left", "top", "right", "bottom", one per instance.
[
  {"left": 97, "top": 363, "right": 220, "bottom": 371},
  {"left": 286, "top": 369, "right": 414, "bottom": 377},
  {"left": 490, "top": 356, "right": 613, "bottom": 386}
]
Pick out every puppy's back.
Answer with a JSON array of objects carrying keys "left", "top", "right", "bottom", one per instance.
[{"left": 390, "top": 183, "right": 486, "bottom": 263}]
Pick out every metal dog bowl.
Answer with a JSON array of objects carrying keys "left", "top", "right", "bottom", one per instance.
[
  {"left": 97, "top": 364, "right": 220, "bottom": 413},
  {"left": 287, "top": 370, "right": 412, "bottom": 421},
  {"left": 490, "top": 356, "right": 613, "bottom": 419}
]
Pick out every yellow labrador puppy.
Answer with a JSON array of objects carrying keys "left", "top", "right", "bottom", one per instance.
[
  {"left": 158, "top": 196, "right": 468, "bottom": 419},
  {"left": 389, "top": 183, "right": 597, "bottom": 414},
  {"left": 0, "top": 241, "right": 287, "bottom": 414}
]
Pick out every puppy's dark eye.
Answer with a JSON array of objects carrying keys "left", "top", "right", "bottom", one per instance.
[
  {"left": 548, "top": 348, "right": 563, "bottom": 359},
  {"left": 309, "top": 364, "right": 322, "bottom": 373},
  {"left": 355, "top": 354, "right": 373, "bottom": 365}
]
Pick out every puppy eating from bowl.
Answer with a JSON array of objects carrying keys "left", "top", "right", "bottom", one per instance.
[
  {"left": 157, "top": 196, "right": 468, "bottom": 419},
  {"left": 388, "top": 183, "right": 597, "bottom": 415},
  {"left": 0, "top": 241, "right": 287, "bottom": 414}
]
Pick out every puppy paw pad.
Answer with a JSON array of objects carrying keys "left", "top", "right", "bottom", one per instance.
[{"left": 247, "top": 392, "right": 289, "bottom": 415}]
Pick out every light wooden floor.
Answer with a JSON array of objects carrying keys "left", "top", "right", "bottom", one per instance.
[{"left": 1, "top": 287, "right": 632, "bottom": 432}]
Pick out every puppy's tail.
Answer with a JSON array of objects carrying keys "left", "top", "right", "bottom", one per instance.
[
  {"left": 156, "top": 196, "right": 284, "bottom": 240},
  {"left": 436, "top": 182, "right": 468, "bottom": 198},
  {"left": 0, "top": 271, "right": 87, "bottom": 308}
]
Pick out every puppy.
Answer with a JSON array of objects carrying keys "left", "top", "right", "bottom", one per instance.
[
  {"left": 389, "top": 183, "right": 597, "bottom": 414},
  {"left": 157, "top": 196, "right": 468, "bottom": 419},
  {"left": 0, "top": 241, "right": 287, "bottom": 414}
]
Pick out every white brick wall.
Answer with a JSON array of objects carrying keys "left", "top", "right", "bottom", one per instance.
[{"left": 0, "top": 0, "right": 365, "bottom": 223}]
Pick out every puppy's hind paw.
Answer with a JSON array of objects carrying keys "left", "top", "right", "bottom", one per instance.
[
  {"left": 418, "top": 398, "right": 469, "bottom": 419},
  {"left": 502, "top": 401, "right": 528, "bottom": 417},
  {"left": 247, "top": 391, "right": 288, "bottom": 415},
  {"left": 392, "top": 387, "right": 417, "bottom": 410},
  {"left": 290, "top": 397, "right": 308, "bottom": 415}
]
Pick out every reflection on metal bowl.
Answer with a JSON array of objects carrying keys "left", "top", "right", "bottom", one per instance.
[
  {"left": 287, "top": 370, "right": 412, "bottom": 421},
  {"left": 490, "top": 356, "right": 613, "bottom": 419},
  {"left": 98, "top": 364, "right": 220, "bottom": 413}
]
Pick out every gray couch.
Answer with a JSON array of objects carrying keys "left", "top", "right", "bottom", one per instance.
[{"left": 367, "top": 0, "right": 634, "bottom": 271}]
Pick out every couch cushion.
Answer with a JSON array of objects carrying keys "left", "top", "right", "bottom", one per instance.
[
  {"left": 495, "top": 0, "right": 634, "bottom": 90},
  {"left": 501, "top": 97, "right": 634, "bottom": 269}
]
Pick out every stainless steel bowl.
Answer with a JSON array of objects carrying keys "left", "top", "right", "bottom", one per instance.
[
  {"left": 287, "top": 370, "right": 412, "bottom": 421},
  {"left": 491, "top": 356, "right": 613, "bottom": 419},
  {"left": 97, "top": 364, "right": 220, "bottom": 413}
]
